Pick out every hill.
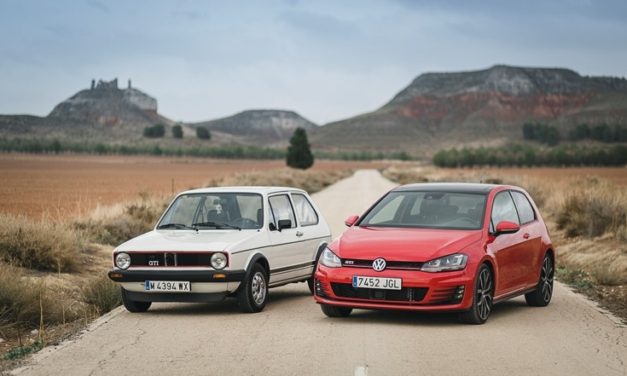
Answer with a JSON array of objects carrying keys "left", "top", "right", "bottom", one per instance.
[
  {"left": 189, "top": 110, "right": 317, "bottom": 146},
  {"left": 310, "top": 65, "right": 627, "bottom": 155}
]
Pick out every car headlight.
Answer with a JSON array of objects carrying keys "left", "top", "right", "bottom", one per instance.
[
  {"left": 421, "top": 253, "right": 468, "bottom": 272},
  {"left": 211, "top": 252, "right": 227, "bottom": 270},
  {"left": 115, "top": 252, "right": 131, "bottom": 270},
  {"left": 319, "top": 247, "right": 342, "bottom": 268}
]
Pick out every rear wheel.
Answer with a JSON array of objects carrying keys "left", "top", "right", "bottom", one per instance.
[
  {"left": 525, "top": 254, "right": 554, "bottom": 307},
  {"left": 320, "top": 304, "right": 352, "bottom": 318},
  {"left": 459, "top": 264, "right": 493, "bottom": 324},
  {"left": 121, "top": 288, "right": 151, "bottom": 313},
  {"left": 237, "top": 263, "right": 268, "bottom": 313}
]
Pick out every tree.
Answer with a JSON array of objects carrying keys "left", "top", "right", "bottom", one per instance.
[
  {"left": 143, "top": 124, "right": 165, "bottom": 138},
  {"left": 196, "top": 127, "right": 211, "bottom": 140},
  {"left": 172, "top": 125, "right": 183, "bottom": 139},
  {"left": 286, "top": 128, "right": 314, "bottom": 169}
]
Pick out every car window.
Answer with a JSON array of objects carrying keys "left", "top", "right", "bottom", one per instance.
[
  {"left": 511, "top": 191, "right": 535, "bottom": 224},
  {"left": 360, "top": 191, "right": 486, "bottom": 230},
  {"left": 292, "top": 194, "right": 318, "bottom": 226},
  {"left": 269, "top": 195, "right": 296, "bottom": 228},
  {"left": 491, "top": 191, "right": 520, "bottom": 227}
]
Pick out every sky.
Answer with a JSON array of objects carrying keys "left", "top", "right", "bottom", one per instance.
[{"left": 1, "top": 0, "right": 626, "bottom": 124}]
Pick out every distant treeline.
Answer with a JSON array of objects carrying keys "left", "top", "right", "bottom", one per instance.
[
  {"left": 0, "top": 138, "right": 418, "bottom": 161},
  {"left": 433, "top": 144, "right": 627, "bottom": 167},
  {"left": 522, "top": 122, "right": 627, "bottom": 145}
]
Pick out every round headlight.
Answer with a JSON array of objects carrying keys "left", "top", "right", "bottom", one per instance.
[
  {"left": 210, "top": 252, "right": 227, "bottom": 270},
  {"left": 115, "top": 252, "right": 131, "bottom": 270}
]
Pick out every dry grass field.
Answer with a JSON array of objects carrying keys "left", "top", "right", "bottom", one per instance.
[{"left": 0, "top": 153, "right": 388, "bottom": 221}]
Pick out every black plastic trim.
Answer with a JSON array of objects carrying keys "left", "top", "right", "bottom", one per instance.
[{"left": 108, "top": 269, "right": 245, "bottom": 283}]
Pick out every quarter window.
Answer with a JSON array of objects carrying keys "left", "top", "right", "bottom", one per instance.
[
  {"left": 511, "top": 191, "right": 535, "bottom": 224},
  {"left": 292, "top": 194, "right": 319, "bottom": 226},
  {"left": 269, "top": 195, "right": 297, "bottom": 228},
  {"left": 491, "top": 192, "right": 520, "bottom": 228}
]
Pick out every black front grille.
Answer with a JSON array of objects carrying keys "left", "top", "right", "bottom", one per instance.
[
  {"left": 331, "top": 283, "right": 428, "bottom": 303},
  {"left": 342, "top": 259, "right": 424, "bottom": 270},
  {"left": 129, "top": 252, "right": 213, "bottom": 267}
]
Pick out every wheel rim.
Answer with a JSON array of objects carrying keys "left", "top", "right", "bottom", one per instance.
[
  {"left": 476, "top": 268, "right": 493, "bottom": 321},
  {"left": 251, "top": 272, "right": 266, "bottom": 306},
  {"left": 540, "top": 256, "right": 554, "bottom": 303}
]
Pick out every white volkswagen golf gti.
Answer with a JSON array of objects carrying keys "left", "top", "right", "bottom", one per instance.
[{"left": 108, "top": 187, "right": 331, "bottom": 313}]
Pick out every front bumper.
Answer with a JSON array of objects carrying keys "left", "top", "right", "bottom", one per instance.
[
  {"left": 108, "top": 269, "right": 245, "bottom": 301},
  {"left": 314, "top": 265, "right": 475, "bottom": 312}
]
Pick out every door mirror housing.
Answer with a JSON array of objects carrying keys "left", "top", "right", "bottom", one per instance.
[
  {"left": 494, "top": 220, "right": 520, "bottom": 235},
  {"left": 277, "top": 219, "right": 292, "bottom": 231},
  {"left": 344, "top": 215, "right": 359, "bottom": 227}
]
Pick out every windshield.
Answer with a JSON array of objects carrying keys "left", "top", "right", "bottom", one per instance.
[
  {"left": 359, "top": 191, "right": 487, "bottom": 230},
  {"left": 158, "top": 193, "right": 263, "bottom": 230}
]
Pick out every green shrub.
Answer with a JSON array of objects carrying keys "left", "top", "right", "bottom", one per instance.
[
  {"left": 172, "top": 125, "right": 183, "bottom": 139},
  {"left": 196, "top": 127, "right": 211, "bottom": 140},
  {"left": 286, "top": 128, "right": 314, "bottom": 169},
  {"left": 143, "top": 124, "right": 165, "bottom": 138},
  {"left": 0, "top": 214, "right": 82, "bottom": 272},
  {"left": 81, "top": 274, "right": 121, "bottom": 315}
]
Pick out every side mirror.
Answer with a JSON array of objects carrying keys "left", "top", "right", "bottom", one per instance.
[
  {"left": 277, "top": 219, "right": 292, "bottom": 231},
  {"left": 495, "top": 221, "right": 520, "bottom": 235},
  {"left": 344, "top": 215, "right": 359, "bottom": 227}
]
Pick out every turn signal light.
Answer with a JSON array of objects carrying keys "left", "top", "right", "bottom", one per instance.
[
  {"left": 110, "top": 273, "right": 123, "bottom": 279},
  {"left": 213, "top": 273, "right": 226, "bottom": 279}
]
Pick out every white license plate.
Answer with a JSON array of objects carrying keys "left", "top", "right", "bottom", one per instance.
[
  {"left": 144, "top": 281, "right": 191, "bottom": 292},
  {"left": 352, "top": 276, "right": 402, "bottom": 290}
]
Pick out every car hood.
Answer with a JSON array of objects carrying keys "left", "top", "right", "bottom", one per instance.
[
  {"left": 334, "top": 226, "right": 483, "bottom": 262},
  {"left": 116, "top": 229, "right": 264, "bottom": 253}
]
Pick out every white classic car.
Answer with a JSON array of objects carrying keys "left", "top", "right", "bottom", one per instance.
[{"left": 108, "top": 186, "right": 331, "bottom": 313}]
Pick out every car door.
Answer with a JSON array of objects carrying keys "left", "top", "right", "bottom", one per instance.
[
  {"left": 488, "top": 190, "right": 526, "bottom": 295},
  {"left": 266, "top": 194, "right": 307, "bottom": 285},
  {"left": 510, "top": 190, "right": 543, "bottom": 287},
  {"left": 290, "top": 193, "right": 325, "bottom": 273}
]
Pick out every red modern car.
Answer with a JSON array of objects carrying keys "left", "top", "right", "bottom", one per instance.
[{"left": 313, "top": 183, "right": 554, "bottom": 324}]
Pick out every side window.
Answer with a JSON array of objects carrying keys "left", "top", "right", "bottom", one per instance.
[
  {"left": 511, "top": 191, "right": 535, "bottom": 224},
  {"left": 292, "top": 194, "right": 319, "bottom": 226},
  {"left": 491, "top": 192, "right": 520, "bottom": 227},
  {"left": 268, "top": 195, "right": 296, "bottom": 229}
]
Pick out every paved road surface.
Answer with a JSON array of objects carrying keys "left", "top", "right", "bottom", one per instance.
[{"left": 13, "top": 170, "right": 627, "bottom": 376}]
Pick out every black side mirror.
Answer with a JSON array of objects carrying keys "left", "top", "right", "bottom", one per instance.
[
  {"left": 269, "top": 223, "right": 277, "bottom": 231},
  {"left": 277, "top": 219, "right": 292, "bottom": 231}
]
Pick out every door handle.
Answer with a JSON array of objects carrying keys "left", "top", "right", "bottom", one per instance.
[
  {"left": 523, "top": 233, "right": 530, "bottom": 239},
  {"left": 296, "top": 231, "right": 304, "bottom": 237}
]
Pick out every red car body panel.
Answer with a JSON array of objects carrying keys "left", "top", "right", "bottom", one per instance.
[{"left": 314, "top": 184, "right": 554, "bottom": 313}]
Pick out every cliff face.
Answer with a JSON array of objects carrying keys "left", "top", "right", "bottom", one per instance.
[
  {"left": 311, "top": 65, "right": 627, "bottom": 153},
  {"left": 48, "top": 79, "right": 159, "bottom": 127}
]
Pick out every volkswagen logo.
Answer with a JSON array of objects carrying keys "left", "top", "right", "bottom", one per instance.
[{"left": 372, "top": 258, "right": 386, "bottom": 272}]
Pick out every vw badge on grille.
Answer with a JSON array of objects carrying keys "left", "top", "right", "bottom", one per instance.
[{"left": 372, "top": 257, "right": 386, "bottom": 272}]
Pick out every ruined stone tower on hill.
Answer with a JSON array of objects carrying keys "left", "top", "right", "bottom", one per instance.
[{"left": 48, "top": 78, "right": 158, "bottom": 126}]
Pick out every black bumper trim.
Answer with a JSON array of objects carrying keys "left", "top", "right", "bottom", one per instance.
[
  {"left": 123, "top": 290, "right": 228, "bottom": 303},
  {"left": 108, "top": 269, "right": 245, "bottom": 283}
]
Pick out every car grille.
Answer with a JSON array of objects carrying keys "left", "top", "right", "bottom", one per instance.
[
  {"left": 331, "top": 283, "right": 428, "bottom": 303},
  {"left": 342, "top": 259, "right": 424, "bottom": 271},
  {"left": 129, "top": 252, "right": 213, "bottom": 267}
]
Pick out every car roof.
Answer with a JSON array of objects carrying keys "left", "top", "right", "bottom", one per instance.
[
  {"left": 393, "top": 182, "right": 498, "bottom": 194},
  {"left": 179, "top": 186, "right": 307, "bottom": 195}
]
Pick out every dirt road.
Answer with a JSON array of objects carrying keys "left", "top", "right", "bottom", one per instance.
[{"left": 13, "top": 170, "right": 627, "bottom": 376}]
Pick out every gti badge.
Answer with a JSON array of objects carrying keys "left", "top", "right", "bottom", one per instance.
[{"left": 372, "top": 257, "right": 386, "bottom": 272}]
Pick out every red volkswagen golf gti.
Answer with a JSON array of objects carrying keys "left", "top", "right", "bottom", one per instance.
[{"left": 313, "top": 183, "right": 554, "bottom": 324}]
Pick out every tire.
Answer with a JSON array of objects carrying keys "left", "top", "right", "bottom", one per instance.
[
  {"left": 237, "top": 263, "right": 268, "bottom": 313},
  {"left": 307, "top": 277, "right": 314, "bottom": 295},
  {"left": 320, "top": 304, "right": 352, "bottom": 318},
  {"left": 121, "top": 288, "right": 151, "bottom": 313},
  {"left": 459, "top": 264, "right": 493, "bottom": 324},
  {"left": 525, "top": 253, "right": 554, "bottom": 307}
]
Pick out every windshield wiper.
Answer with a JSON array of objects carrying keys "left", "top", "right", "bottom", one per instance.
[
  {"left": 157, "top": 223, "right": 198, "bottom": 231},
  {"left": 192, "top": 221, "right": 241, "bottom": 230}
]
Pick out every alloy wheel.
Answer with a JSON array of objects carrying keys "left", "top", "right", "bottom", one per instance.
[
  {"left": 540, "top": 257, "right": 554, "bottom": 303},
  {"left": 251, "top": 272, "right": 267, "bottom": 306},
  {"left": 476, "top": 267, "right": 493, "bottom": 321}
]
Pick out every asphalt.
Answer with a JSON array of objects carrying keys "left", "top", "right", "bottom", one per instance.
[{"left": 12, "top": 170, "right": 627, "bottom": 376}]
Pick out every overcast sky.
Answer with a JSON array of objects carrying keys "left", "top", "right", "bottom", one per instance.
[{"left": 1, "top": 0, "right": 626, "bottom": 124}]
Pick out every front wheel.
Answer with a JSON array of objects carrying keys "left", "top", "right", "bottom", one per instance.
[
  {"left": 121, "top": 288, "right": 151, "bottom": 313},
  {"left": 459, "top": 264, "right": 493, "bottom": 324},
  {"left": 237, "top": 263, "right": 268, "bottom": 313},
  {"left": 525, "top": 254, "right": 554, "bottom": 307},
  {"left": 320, "top": 304, "right": 352, "bottom": 318}
]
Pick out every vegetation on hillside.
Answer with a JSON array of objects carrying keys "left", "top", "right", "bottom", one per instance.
[
  {"left": 433, "top": 144, "right": 627, "bottom": 167},
  {"left": 196, "top": 126, "right": 211, "bottom": 140},
  {"left": 142, "top": 124, "right": 165, "bottom": 138},
  {"left": 171, "top": 124, "right": 183, "bottom": 139},
  {"left": 286, "top": 128, "right": 314, "bottom": 169}
]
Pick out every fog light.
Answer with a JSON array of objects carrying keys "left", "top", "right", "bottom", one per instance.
[{"left": 452, "top": 285, "right": 465, "bottom": 302}]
